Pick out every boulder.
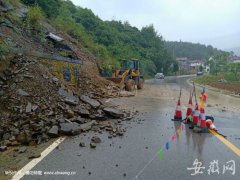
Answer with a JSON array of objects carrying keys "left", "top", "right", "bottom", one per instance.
[
  {"left": 16, "top": 89, "right": 30, "bottom": 96},
  {"left": 64, "top": 98, "right": 78, "bottom": 106},
  {"left": 60, "top": 122, "right": 81, "bottom": 135},
  {"left": 79, "top": 142, "right": 86, "bottom": 147},
  {"left": 91, "top": 136, "right": 101, "bottom": 143},
  {"left": 47, "top": 126, "right": 59, "bottom": 137},
  {"left": 90, "top": 142, "right": 96, "bottom": 148},
  {"left": 66, "top": 109, "right": 75, "bottom": 119},
  {"left": 52, "top": 77, "right": 59, "bottom": 83},
  {"left": 18, "top": 146, "right": 27, "bottom": 153},
  {"left": 58, "top": 87, "right": 79, "bottom": 104},
  {"left": 78, "top": 109, "right": 90, "bottom": 117},
  {"left": 80, "top": 95, "right": 100, "bottom": 109},
  {"left": 28, "top": 153, "right": 41, "bottom": 159},
  {"left": 26, "top": 102, "right": 32, "bottom": 113},
  {"left": 74, "top": 116, "right": 85, "bottom": 124},
  {"left": 0, "top": 145, "right": 7, "bottom": 152},
  {"left": 103, "top": 107, "right": 124, "bottom": 118},
  {"left": 80, "top": 120, "right": 96, "bottom": 132}
]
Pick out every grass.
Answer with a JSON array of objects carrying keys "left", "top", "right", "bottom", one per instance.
[
  {"left": 194, "top": 75, "right": 221, "bottom": 84},
  {"left": 194, "top": 73, "right": 240, "bottom": 85}
]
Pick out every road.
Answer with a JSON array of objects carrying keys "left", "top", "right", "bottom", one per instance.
[{"left": 20, "top": 76, "right": 240, "bottom": 180}]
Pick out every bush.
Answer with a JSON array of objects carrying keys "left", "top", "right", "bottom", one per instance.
[
  {"left": 224, "top": 72, "right": 239, "bottom": 82},
  {"left": 26, "top": 5, "right": 44, "bottom": 29},
  {"left": 194, "top": 75, "right": 221, "bottom": 84}
]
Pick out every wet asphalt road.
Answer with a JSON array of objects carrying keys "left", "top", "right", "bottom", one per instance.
[{"left": 22, "top": 76, "right": 240, "bottom": 180}]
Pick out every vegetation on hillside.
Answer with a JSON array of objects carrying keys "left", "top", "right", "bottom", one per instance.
[
  {"left": 194, "top": 52, "right": 240, "bottom": 94},
  {"left": 20, "top": 0, "right": 231, "bottom": 78},
  {"left": 20, "top": 0, "right": 176, "bottom": 77},
  {"left": 165, "top": 41, "right": 226, "bottom": 60},
  {"left": 205, "top": 52, "right": 240, "bottom": 80}
]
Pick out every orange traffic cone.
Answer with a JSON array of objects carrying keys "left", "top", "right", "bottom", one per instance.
[
  {"left": 198, "top": 109, "right": 209, "bottom": 133},
  {"left": 200, "top": 107, "right": 205, "bottom": 114},
  {"left": 172, "top": 98, "right": 182, "bottom": 121},
  {"left": 206, "top": 119, "right": 217, "bottom": 131},
  {"left": 184, "top": 98, "right": 193, "bottom": 124},
  {"left": 192, "top": 103, "right": 199, "bottom": 125}
]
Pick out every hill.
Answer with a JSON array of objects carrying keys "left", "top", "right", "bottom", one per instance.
[
  {"left": 15, "top": 1, "right": 228, "bottom": 76},
  {"left": 165, "top": 41, "right": 226, "bottom": 60},
  {"left": 18, "top": 0, "right": 178, "bottom": 76},
  {"left": 226, "top": 46, "right": 240, "bottom": 56}
]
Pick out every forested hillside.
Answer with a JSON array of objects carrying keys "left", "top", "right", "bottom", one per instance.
[
  {"left": 20, "top": 0, "right": 227, "bottom": 77},
  {"left": 20, "top": 0, "right": 177, "bottom": 76},
  {"left": 165, "top": 41, "right": 226, "bottom": 60}
]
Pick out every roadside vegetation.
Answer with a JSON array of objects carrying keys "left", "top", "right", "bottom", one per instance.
[{"left": 194, "top": 52, "right": 240, "bottom": 94}]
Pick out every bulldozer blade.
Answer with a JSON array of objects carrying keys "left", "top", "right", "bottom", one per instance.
[
  {"left": 105, "top": 77, "right": 125, "bottom": 90},
  {"left": 105, "top": 77, "right": 123, "bottom": 84}
]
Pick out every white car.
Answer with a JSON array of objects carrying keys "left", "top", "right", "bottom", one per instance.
[{"left": 155, "top": 73, "right": 164, "bottom": 79}]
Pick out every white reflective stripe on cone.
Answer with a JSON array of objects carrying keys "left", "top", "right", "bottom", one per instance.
[
  {"left": 210, "top": 124, "right": 216, "bottom": 129},
  {"left": 199, "top": 113, "right": 206, "bottom": 120},
  {"left": 195, "top": 110, "right": 200, "bottom": 116},
  {"left": 192, "top": 111, "right": 196, "bottom": 115},
  {"left": 176, "top": 106, "right": 181, "bottom": 111}
]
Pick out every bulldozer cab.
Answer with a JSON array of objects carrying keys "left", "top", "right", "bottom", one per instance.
[
  {"left": 121, "top": 59, "right": 139, "bottom": 71},
  {"left": 104, "top": 59, "right": 144, "bottom": 91}
]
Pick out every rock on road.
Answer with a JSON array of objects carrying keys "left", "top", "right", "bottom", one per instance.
[{"left": 21, "top": 76, "right": 240, "bottom": 180}]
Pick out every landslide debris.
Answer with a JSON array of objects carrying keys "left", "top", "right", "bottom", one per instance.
[{"left": 0, "top": 1, "right": 135, "bottom": 151}]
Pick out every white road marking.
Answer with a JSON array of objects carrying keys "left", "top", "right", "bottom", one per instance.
[{"left": 12, "top": 137, "right": 66, "bottom": 180}]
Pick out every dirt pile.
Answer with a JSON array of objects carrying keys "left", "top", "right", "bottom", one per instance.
[
  {"left": 0, "top": 55, "right": 136, "bottom": 150},
  {"left": 0, "top": 2, "right": 135, "bottom": 151}
]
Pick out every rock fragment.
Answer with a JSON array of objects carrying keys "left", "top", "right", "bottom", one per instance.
[
  {"left": 80, "top": 95, "right": 100, "bottom": 109},
  {"left": 91, "top": 136, "right": 101, "bottom": 143},
  {"left": 103, "top": 107, "right": 124, "bottom": 118},
  {"left": 16, "top": 89, "right": 30, "bottom": 96},
  {"left": 47, "top": 126, "right": 59, "bottom": 137},
  {"left": 90, "top": 142, "right": 96, "bottom": 148},
  {"left": 60, "top": 122, "right": 81, "bottom": 135}
]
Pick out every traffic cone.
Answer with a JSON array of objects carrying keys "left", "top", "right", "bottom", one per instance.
[
  {"left": 197, "top": 109, "right": 209, "bottom": 133},
  {"left": 206, "top": 119, "right": 217, "bottom": 131},
  {"left": 172, "top": 98, "right": 182, "bottom": 121},
  {"left": 184, "top": 98, "right": 193, "bottom": 124},
  {"left": 192, "top": 103, "right": 199, "bottom": 125}
]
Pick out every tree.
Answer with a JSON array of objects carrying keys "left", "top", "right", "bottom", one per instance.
[
  {"left": 38, "top": 0, "right": 61, "bottom": 18},
  {"left": 229, "top": 63, "right": 240, "bottom": 81},
  {"left": 26, "top": 5, "right": 44, "bottom": 29},
  {"left": 26, "top": 0, "right": 178, "bottom": 77},
  {"left": 173, "top": 61, "right": 179, "bottom": 75}
]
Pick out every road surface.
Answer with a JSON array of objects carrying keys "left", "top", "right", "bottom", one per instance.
[{"left": 19, "top": 76, "right": 240, "bottom": 180}]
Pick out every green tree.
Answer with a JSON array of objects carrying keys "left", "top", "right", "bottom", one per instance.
[{"left": 26, "top": 5, "right": 44, "bottom": 29}]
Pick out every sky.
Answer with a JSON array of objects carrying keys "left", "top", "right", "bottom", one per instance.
[{"left": 71, "top": 0, "right": 240, "bottom": 50}]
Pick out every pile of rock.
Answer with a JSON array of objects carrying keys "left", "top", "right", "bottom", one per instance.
[{"left": 0, "top": 56, "right": 133, "bottom": 152}]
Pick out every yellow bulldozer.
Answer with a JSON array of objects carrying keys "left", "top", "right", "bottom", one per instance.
[{"left": 105, "top": 59, "right": 144, "bottom": 91}]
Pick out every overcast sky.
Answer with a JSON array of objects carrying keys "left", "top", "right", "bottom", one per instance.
[{"left": 71, "top": 0, "right": 240, "bottom": 50}]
